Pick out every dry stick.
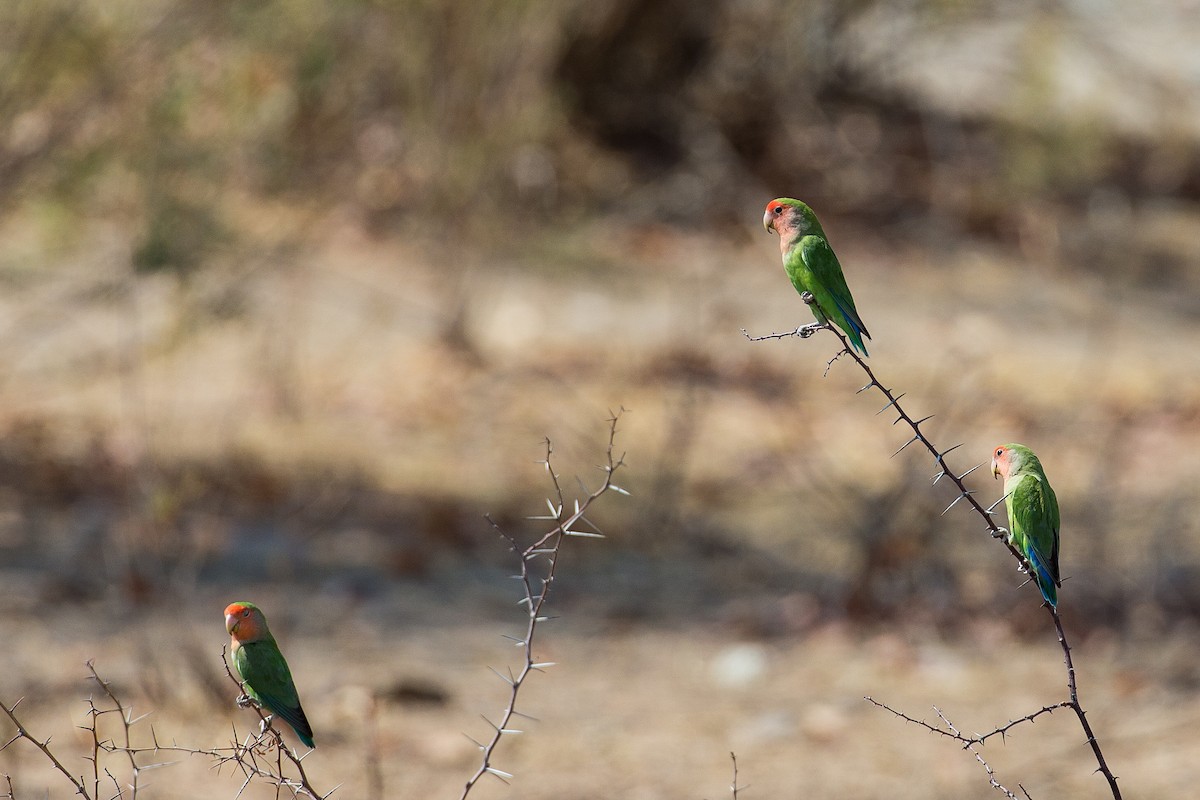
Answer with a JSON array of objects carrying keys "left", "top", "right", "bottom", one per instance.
[
  {"left": 0, "top": 696, "right": 92, "bottom": 798},
  {"left": 744, "top": 311, "right": 1122, "bottom": 800},
  {"left": 1049, "top": 607, "right": 1119, "bottom": 798},
  {"left": 85, "top": 660, "right": 149, "bottom": 799},
  {"left": 115, "top": 724, "right": 317, "bottom": 797},
  {"left": 864, "top": 696, "right": 1071, "bottom": 749},
  {"left": 83, "top": 687, "right": 102, "bottom": 800},
  {"left": 459, "top": 411, "right": 627, "bottom": 800},
  {"left": 84, "top": 658, "right": 322, "bottom": 798},
  {"left": 934, "top": 706, "right": 1023, "bottom": 800},
  {"left": 865, "top": 697, "right": 1046, "bottom": 798},
  {"left": 4, "top": 660, "right": 313, "bottom": 800}
]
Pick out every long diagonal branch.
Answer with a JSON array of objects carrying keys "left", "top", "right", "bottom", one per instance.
[{"left": 745, "top": 317, "right": 1121, "bottom": 800}]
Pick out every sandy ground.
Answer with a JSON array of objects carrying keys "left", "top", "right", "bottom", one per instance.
[
  {"left": 1, "top": 583, "right": 1197, "bottom": 799},
  {"left": 1, "top": 219, "right": 1198, "bottom": 799}
]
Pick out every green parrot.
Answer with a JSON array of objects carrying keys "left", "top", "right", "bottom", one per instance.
[
  {"left": 991, "top": 444, "right": 1061, "bottom": 607},
  {"left": 763, "top": 198, "right": 872, "bottom": 356},
  {"left": 225, "top": 601, "right": 315, "bottom": 748}
]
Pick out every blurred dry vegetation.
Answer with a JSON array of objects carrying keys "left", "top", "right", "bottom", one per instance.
[{"left": 2, "top": 0, "right": 1200, "bottom": 797}]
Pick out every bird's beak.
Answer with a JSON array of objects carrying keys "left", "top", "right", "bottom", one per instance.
[
  {"left": 991, "top": 458, "right": 1000, "bottom": 480},
  {"left": 763, "top": 211, "right": 775, "bottom": 234},
  {"left": 225, "top": 613, "right": 238, "bottom": 634}
]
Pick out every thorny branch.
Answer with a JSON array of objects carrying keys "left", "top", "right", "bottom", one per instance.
[
  {"left": 89, "top": 653, "right": 333, "bottom": 800},
  {"left": 3, "top": 658, "right": 333, "bottom": 800},
  {"left": 933, "top": 706, "right": 1028, "bottom": 800},
  {"left": 459, "top": 411, "right": 628, "bottom": 799},
  {"left": 864, "top": 696, "right": 1071, "bottom": 749},
  {"left": 91, "top": 657, "right": 329, "bottom": 799},
  {"left": 745, "top": 316, "right": 1122, "bottom": 799},
  {"left": 729, "top": 752, "right": 743, "bottom": 800},
  {"left": 0, "top": 695, "right": 93, "bottom": 798},
  {"left": 84, "top": 660, "right": 155, "bottom": 799}
]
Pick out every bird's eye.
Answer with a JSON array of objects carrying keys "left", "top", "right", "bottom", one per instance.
[
  {"left": 995, "top": 448, "right": 1004, "bottom": 457},
  {"left": 773, "top": 206, "right": 783, "bottom": 214},
  {"left": 242, "top": 609, "right": 251, "bottom": 617}
]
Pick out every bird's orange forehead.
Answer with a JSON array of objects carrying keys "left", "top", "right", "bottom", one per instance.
[
  {"left": 765, "top": 200, "right": 786, "bottom": 215},
  {"left": 224, "top": 602, "right": 250, "bottom": 617}
]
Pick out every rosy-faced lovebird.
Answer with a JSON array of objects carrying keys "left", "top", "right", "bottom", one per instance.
[
  {"left": 991, "top": 444, "right": 1061, "bottom": 607},
  {"left": 763, "top": 198, "right": 872, "bottom": 356},
  {"left": 225, "top": 601, "right": 315, "bottom": 748}
]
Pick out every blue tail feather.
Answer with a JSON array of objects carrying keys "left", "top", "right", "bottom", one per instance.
[
  {"left": 1026, "top": 548, "right": 1058, "bottom": 607},
  {"left": 829, "top": 295, "right": 870, "bottom": 357}
]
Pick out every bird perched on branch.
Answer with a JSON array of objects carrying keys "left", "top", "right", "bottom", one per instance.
[
  {"left": 763, "top": 198, "right": 872, "bottom": 356},
  {"left": 225, "top": 601, "right": 315, "bottom": 748},
  {"left": 991, "top": 444, "right": 1061, "bottom": 607}
]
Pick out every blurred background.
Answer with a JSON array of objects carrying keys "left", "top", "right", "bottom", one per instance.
[{"left": 1, "top": 0, "right": 1198, "bottom": 797}]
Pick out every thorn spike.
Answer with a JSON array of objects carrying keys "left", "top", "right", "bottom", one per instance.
[
  {"left": 935, "top": 443, "right": 965, "bottom": 464},
  {"left": 941, "top": 492, "right": 972, "bottom": 516},
  {"left": 891, "top": 435, "right": 920, "bottom": 458},
  {"left": 875, "top": 393, "right": 906, "bottom": 416},
  {"left": 957, "top": 463, "right": 983, "bottom": 480}
]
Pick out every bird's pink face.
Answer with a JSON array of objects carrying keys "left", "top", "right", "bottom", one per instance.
[
  {"left": 763, "top": 200, "right": 791, "bottom": 236},
  {"left": 991, "top": 445, "right": 1012, "bottom": 480},
  {"left": 225, "top": 603, "right": 261, "bottom": 640}
]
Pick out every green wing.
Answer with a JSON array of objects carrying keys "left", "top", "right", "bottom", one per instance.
[
  {"left": 1008, "top": 472, "right": 1061, "bottom": 603},
  {"left": 798, "top": 235, "right": 871, "bottom": 353},
  {"left": 235, "top": 640, "right": 314, "bottom": 746}
]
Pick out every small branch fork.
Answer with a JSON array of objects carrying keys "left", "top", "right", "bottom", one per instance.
[
  {"left": 745, "top": 313, "right": 1122, "bottom": 800},
  {"left": 866, "top": 696, "right": 1055, "bottom": 798},
  {"left": 459, "top": 411, "right": 628, "bottom": 800}
]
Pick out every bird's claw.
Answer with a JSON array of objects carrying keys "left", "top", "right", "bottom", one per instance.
[
  {"left": 235, "top": 693, "right": 253, "bottom": 708},
  {"left": 800, "top": 291, "right": 817, "bottom": 307},
  {"left": 991, "top": 526, "right": 1009, "bottom": 540},
  {"left": 794, "top": 322, "right": 823, "bottom": 339}
]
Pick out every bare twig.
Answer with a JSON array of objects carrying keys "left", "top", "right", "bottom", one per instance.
[
  {"left": 4, "top": 658, "right": 335, "bottom": 800},
  {"left": 934, "top": 707, "right": 1024, "bottom": 799},
  {"left": 84, "top": 660, "right": 148, "bottom": 799},
  {"left": 750, "top": 322, "right": 1122, "bottom": 799},
  {"left": 459, "top": 411, "right": 627, "bottom": 799},
  {"left": 864, "top": 696, "right": 1071, "bottom": 749},
  {"left": 0, "top": 696, "right": 93, "bottom": 798},
  {"left": 98, "top": 656, "right": 334, "bottom": 798},
  {"left": 1049, "top": 606, "right": 1120, "bottom": 799}
]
